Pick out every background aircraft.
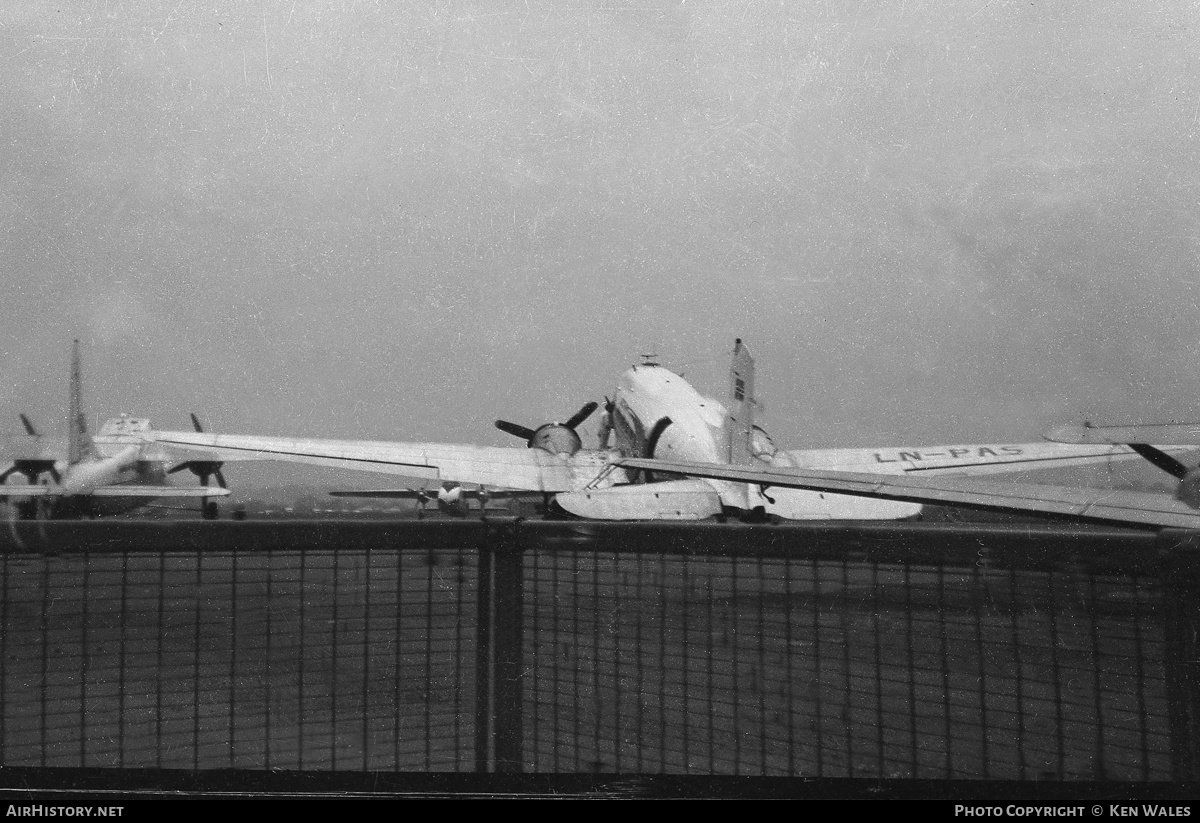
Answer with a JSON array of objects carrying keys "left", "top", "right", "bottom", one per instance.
[
  {"left": 0, "top": 341, "right": 230, "bottom": 520},
  {"left": 329, "top": 482, "right": 539, "bottom": 518},
  {"left": 141, "top": 341, "right": 1196, "bottom": 521}
]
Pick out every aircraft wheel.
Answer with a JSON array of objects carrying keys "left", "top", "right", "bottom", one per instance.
[
  {"left": 202, "top": 501, "right": 219, "bottom": 520},
  {"left": 740, "top": 506, "right": 769, "bottom": 524}
]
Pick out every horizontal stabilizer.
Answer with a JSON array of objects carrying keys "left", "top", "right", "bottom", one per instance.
[{"left": 615, "top": 457, "right": 1200, "bottom": 531}]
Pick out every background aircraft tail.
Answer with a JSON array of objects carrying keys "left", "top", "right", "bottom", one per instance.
[
  {"left": 66, "top": 339, "right": 97, "bottom": 464},
  {"left": 726, "top": 338, "right": 756, "bottom": 465}
]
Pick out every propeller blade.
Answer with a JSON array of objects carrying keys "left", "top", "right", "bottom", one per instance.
[
  {"left": 495, "top": 420, "right": 537, "bottom": 440},
  {"left": 1129, "top": 443, "right": 1191, "bottom": 480},
  {"left": 190, "top": 413, "right": 204, "bottom": 432},
  {"left": 19, "top": 414, "right": 38, "bottom": 436},
  {"left": 597, "top": 397, "right": 614, "bottom": 449},
  {"left": 167, "top": 462, "right": 190, "bottom": 475},
  {"left": 564, "top": 401, "right": 599, "bottom": 430}
]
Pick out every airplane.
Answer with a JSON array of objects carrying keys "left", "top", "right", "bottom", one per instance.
[
  {"left": 328, "top": 482, "right": 540, "bottom": 518},
  {"left": 137, "top": 340, "right": 1200, "bottom": 522},
  {"left": 0, "top": 341, "right": 231, "bottom": 520}
]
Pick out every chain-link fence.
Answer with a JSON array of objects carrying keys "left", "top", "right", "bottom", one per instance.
[{"left": 0, "top": 519, "right": 1195, "bottom": 781}]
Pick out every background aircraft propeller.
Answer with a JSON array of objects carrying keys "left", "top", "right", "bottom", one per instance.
[
  {"left": 495, "top": 401, "right": 599, "bottom": 456},
  {"left": 167, "top": 413, "right": 227, "bottom": 518}
]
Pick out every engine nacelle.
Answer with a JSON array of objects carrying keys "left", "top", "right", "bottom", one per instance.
[
  {"left": 495, "top": 402, "right": 597, "bottom": 457},
  {"left": 1178, "top": 468, "right": 1200, "bottom": 509},
  {"left": 528, "top": 424, "right": 583, "bottom": 456}
]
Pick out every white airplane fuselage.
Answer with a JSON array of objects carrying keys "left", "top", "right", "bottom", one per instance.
[
  {"left": 555, "top": 363, "right": 749, "bottom": 520},
  {"left": 608, "top": 364, "right": 728, "bottom": 464},
  {"left": 591, "top": 363, "right": 907, "bottom": 519}
]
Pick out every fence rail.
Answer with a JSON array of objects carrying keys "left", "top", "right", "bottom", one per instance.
[{"left": 0, "top": 519, "right": 1196, "bottom": 783}]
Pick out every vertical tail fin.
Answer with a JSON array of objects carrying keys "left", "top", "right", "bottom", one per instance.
[
  {"left": 726, "top": 338, "right": 756, "bottom": 465},
  {"left": 67, "top": 339, "right": 96, "bottom": 464}
]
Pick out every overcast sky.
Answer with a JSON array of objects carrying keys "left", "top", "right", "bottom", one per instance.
[{"left": 4, "top": 0, "right": 1200, "bottom": 460}]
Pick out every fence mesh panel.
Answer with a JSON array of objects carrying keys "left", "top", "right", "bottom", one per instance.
[
  {"left": 0, "top": 521, "right": 1191, "bottom": 780},
  {"left": 521, "top": 551, "right": 1169, "bottom": 778},
  {"left": 0, "top": 547, "right": 479, "bottom": 771}
]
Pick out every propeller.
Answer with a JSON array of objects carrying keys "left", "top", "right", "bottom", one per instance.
[
  {"left": 19, "top": 414, "right": 38, "bottom": 436},
  {"left": 1128, "top": 443, "right": 1190, "bottom": 480},
  {"left": 597, "top": 396, "right": 615, "bottom": 449},
  {"left": 168, "top": 413, "right": 227, "bottom": 491},
  {"left": 1124, "top": 442, "right": 1200, "bottom": 509},
  {"left": 495, "top": 401, "right": 599, "bottom": 456}
]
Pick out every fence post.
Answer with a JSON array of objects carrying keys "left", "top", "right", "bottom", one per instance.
[
  {"left": 491, "top": 520, "right": 525, "bottom": 772},
  {"left": 475, "top": 519, "right": 525, "bottom": 773},
  {"left": 474, "top": 530, "right": 494, "bottom": 774},
  {"left": 1162, "top": 534, "right": 1200, "bottom": 781}
]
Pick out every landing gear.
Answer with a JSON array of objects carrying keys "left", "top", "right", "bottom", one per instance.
[
  {"left": 3, "top": 464, "right": 56, "bottom": 521},
  {"left": 740, "top": 505, "right": 770, "bottom": 524},
  {"left": 170, "top": 415, "right": 229, "bottom": 522}
]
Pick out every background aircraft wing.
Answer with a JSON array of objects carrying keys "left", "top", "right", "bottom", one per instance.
[
  {"left": 328, "top": 489, "right": 433, "bottom": 499},
  {"left": 615, "top": 457, "right": 1200, "bottom": 530},
  {"left": 2, "top": 434, "right": 66, "bottom": 463},
  {"left": 148, "top": 430, "right": 590, "bottom": 492},
  {"left": 88, "top": 486, "right": 231, "bottom": 498},
  {"left": 0, "top": 486, "right": 57, "bottom": 497},
  {"left": 0, "top": 485, "right": 229, "bottom": 498},
  {"left": 329, "top": 488, "right": 536, "bottom": 499},
  {"left": 1046, "top": 423, "right": 1200, "bottom": 446}
]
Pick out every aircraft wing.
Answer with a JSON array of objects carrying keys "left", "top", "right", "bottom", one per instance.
[
  {"left": 779, "top": 441, "right": 1199, "bottom": 477},
  {"left": 614, "top": 457, "right": 1200, "bottom": 530},
  {"left": 147, "top": 430, "right": 610, "bottom": 493},
  {"left": 0, "top": 485, "right": 229, "bottom": 498},
  {"left": 1045, "top": 423, "right": 1200, "bottom": 446}
]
